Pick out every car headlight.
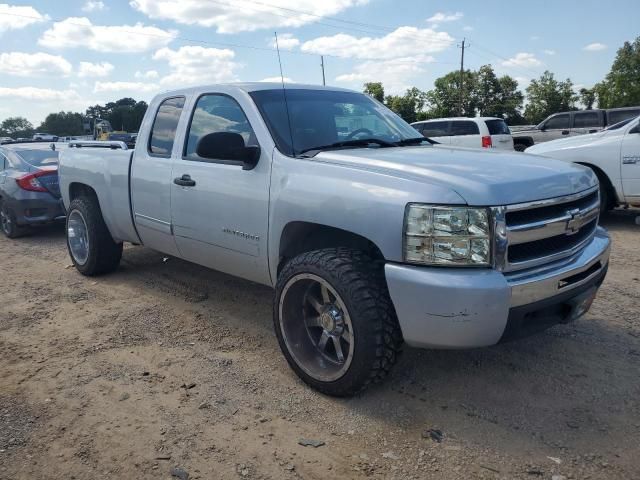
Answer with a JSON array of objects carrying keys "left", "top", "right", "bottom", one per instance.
[{"left": 404, "top": 205, "right": 491, "bottom": 266}]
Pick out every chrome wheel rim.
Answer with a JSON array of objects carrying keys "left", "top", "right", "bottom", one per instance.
[
  {"left": 67, "top": 210, "right": 89, "bottom": 265},
  {"left": 0, "top": 208, "right": 11, "bottom": 235},
  {"left": 279, "top": 273, "right": 355, "bottom": 382}
]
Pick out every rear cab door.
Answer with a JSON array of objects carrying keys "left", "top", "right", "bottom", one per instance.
[
  {"left": 419, "top": 120, "right": 451, "bottom": 145},
  {"left": 130, "top": 95, "right": 187, "bottom": 257},
  {"left": 571, "top": 110, "right": 603, "bottom": 135},
  {"left": 449, "top": 120, "right": 480, "bottom": 148}
]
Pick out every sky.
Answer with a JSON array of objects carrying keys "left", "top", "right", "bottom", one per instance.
[{"left": 0, "top": 0, "right": 638, "bottom": 125}]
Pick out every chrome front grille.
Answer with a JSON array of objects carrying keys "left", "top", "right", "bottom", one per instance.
[{"left": 492, "top": 186, "right": 600, "bottom": 272}]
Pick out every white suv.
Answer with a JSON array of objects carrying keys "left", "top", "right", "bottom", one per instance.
[{"left": 411, "top": 117, "right": 514, "bottom": 150}]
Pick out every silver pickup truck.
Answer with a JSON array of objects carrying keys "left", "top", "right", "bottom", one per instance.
[{"left": 59, "top": 83, "right": 611, "bottom": 396}]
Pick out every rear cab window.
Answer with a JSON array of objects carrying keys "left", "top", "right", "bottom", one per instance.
[
  {"left": 485, "top": 119, "right": 510, "bottom": 135},
  {"left": 420, "top": 121, "right": 449, "bottom": 137},
  {"left": 450, "top": 121, "right": 479, "bottom": 136},
  {"left": 573, "top": 111, "right": 600, "bottom": 128},
  {"left": 607, "top": 109, "right": 640, "bottom": 125},
  {"left": 149, "top": 96, "right": 186, "bottom": 156}
]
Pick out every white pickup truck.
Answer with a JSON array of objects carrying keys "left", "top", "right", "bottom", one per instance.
[
  {"left": 527, "top": 115, "right": 640, "bottom": 212},
  {"left": 58, "top": 83, "right": 611, "bottom": 396}
]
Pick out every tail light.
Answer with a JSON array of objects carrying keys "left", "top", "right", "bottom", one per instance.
[
  {"left": 16, "top": 170, "right": 57, "bottom": 192},
  {"left": 481, "top": 136, "right": 493, "bottom": 148}
]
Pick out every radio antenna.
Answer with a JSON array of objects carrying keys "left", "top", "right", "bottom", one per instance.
[{"left": 274, "top": 32, "right": 296, "bottom": 157}]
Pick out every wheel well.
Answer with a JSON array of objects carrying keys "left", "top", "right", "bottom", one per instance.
[
  {"left": 69, "top": 183, "right": 98, "bottom": 202},
  {"left": 278, "top": 222, "right": 385, "bottom": 275},
  {"left": 575, "top": 162, "right": 618, "bottom": 206}
]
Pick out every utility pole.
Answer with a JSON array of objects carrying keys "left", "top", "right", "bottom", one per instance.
[
  {"left": 321, "top": 55, "right": 326, "bottom": 86},
  {"left": 458, "top": 38, "right": 466, "bottom": 116}
]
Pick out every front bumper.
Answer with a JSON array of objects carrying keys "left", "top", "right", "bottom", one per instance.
[{"left": 385, "top": 227, "right": 611, "bottom": 349}]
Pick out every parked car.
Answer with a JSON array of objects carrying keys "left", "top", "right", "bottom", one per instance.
[
  {"left": 0, "top": 137, "right": 14, "bottom": 144},
  {"left": 59, "top": 83, "right": 610, "bottom": 396},
  {"left": 526, "top": 115, "right": 640, "bottom": 212},
  {"left": 0, "top": 142, "right": 65, "bottom": 238},
  {"left": 32, "top": 132, "right": 59, "bottom": 142},
  {"left": 513, "top": 106, "right": 640, "bottom": 151},
  {"left": 411, "top": 117, "right": 514, "bottom": 150}
]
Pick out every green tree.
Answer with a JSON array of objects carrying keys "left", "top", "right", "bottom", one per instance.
[
  {"left": 37, "top": 112, "right": 85, "bottom": 136},
  {"left": 474, "top": 65, "right": 525, "bottom": 123},
  {"left": 384, "top": 87, "right": 428, "bottom": 123},
  {"left": 524, "top": 71, "right": 577, "bottom": 124},
  {"left": 363, "top": 82, "right": 385, "bottom": 103},
  {"left": 594, "top": 36, "right": 640, "bottom": 108},
  {"left": 424, "top": 70, "right": 477, "bottom": 118},
  {"left": 0, "top": 117, "right": 34, "bottom": 138},
  {"left": 85, "top": 98, "right": 148, "bottom": 133},
  {"left": 579, "top": 87, "right": 596, "bottom": 110}
]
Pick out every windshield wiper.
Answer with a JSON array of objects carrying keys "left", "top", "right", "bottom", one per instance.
[
  {"left": 298, "top": 138, "right": 396, "bottom": 156},
  {"left": 394, "top": 137, "right": 438, "bottom": 146}
]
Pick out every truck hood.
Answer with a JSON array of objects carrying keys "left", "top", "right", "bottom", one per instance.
[
  {"left": 526, "top": 129, "right": 621, "bottom": 154},
  {"left": 314, "top": 145, "right": 597, "bottom": 206}
]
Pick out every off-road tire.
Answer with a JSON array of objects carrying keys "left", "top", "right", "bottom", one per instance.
[
  {"left": 0, "top": 200, "right": 28, "bottom": 239},
  {"left": 274, "top": 248, "right": 403, "bottom": 396},
  {"left": 66, "top": 197, "right": 122, "bottom": 276}
]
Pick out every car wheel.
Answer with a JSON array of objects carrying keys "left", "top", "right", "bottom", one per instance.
[
  {"left": 274, "top": 248, "right": 403, "bottom": 396},
  {"left": 514, "top": 143, "right": 527, "bottom": 152},
  {"left": 0, "top": 202, "right": 27, "bottom": 239},
  {"left": 66, "top": 197, "right": 122, "bottom": 276}
]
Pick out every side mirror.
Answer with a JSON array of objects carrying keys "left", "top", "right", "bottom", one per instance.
[{"left": 196, "top": 132, "right": 260, "bottom": 171}]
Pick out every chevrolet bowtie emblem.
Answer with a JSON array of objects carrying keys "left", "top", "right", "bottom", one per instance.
[{"left": 565, "top": 208, "right": 583, "bottom": 234}]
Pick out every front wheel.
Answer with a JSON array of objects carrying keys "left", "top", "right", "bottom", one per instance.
[
  {"left": 66, "top": 197, "right": 122, "bottom": 276},
  {"left": 274, "top": 248, "right": 403, "bottom": 396}
]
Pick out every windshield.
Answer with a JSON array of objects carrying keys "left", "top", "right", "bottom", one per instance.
[
  {"left": 15, "top": 149, "right": 59, "bottom": 166},
  {"left": 249, "top": 89, "right": 424, "bottom": 156}
]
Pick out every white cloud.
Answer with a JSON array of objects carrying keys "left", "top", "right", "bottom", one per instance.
[
  {"left": 463, "top": 26, "right": 474, "bottom": 32},
  {"left": 543, "top": 49, "right": 556, "bottom": 55},
  {"left": 130, "top": 0, "right": 369, "bottom": 34},
  {"left": 426, "top": 12, "right": 463, "bottom": 23},
  {"left": 271, "top": 33, "right": 300, "bottom": 50},
  {"left": 336, "top": 55, "right": 434, "bottom": 94},
  {"left": 81, "top": 1, "right": 105, "bottom": 12},
  {"left": 0, "top": 3, "right": 48, "bottom": 34},
  {"left": 153, "top": 45, "right": 241, "bottom": 88},
  {"left": 301, "top": 27, "right": 454, "bottom": 60},
  {"left": 0, "top": 86, "right": 78, "bottom": 101},
  {"left": 260, "top": 76, "right": 294, "bottom": 83},
  {"left": 0, "top": 52, "right": 72, "bottom": 77},
  {"left": 584, "top": 42, "right": 607, "bottom": 52},
  {"left": 93, "top": 81, "right": 159, "bottom": 93},
  {"left": 530, "top": 35, "right": 540, "bottom": 41},
  {"left": 78, "top": 61, "right": 113, "bottom": 77},
  {"left": 135, "top": 69, "right": 160, "bottom": 79},
  {"left": 502, "top": 52, "right": 543, "bottom": 69},
  {"left": 38, "top": 17, "right": 178, "bottom": 52}
]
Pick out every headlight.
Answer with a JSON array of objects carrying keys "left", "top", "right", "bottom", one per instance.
[{"left": 404, "top": 205, "right": 491, "bottom": 266}]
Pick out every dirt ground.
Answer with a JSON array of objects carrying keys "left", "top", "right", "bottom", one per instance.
[{"left": 1, "top": 210, "right": 639, "bottom": 480}]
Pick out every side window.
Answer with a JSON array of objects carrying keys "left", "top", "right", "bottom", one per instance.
[
  {"left": 185, "top": 94, "right": 256, "bottom": 159},
  {"left": 450, "top": 121, "right": 480, "bottom": 136},
  {"left": 544, "top": 114, "right": 570, "bottom": 130},
  {"left": 148, "top": 96, "right": 185, "bottom": 156},
  {"left": 421, "top": 121, "right": 449, "bottom": 137},
  {"left": 608, "top": 109, "right": 640, "bottom": 125},
  {"left": 573, "top": 112, "right": 600, "bottom": 128}
]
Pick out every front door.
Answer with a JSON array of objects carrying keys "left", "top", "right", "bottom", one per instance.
[
  {"left": 130, "top": 96, "right": 186, "bottom": 256},
  {"left": 170, "top": 93, "right": 271, "bottom": 285},
  {"left": 621, "top": 119, "right": 640, "bottom": 202},
  {"left": 541, "top": 113, "right": 571, "bottom": 141}
]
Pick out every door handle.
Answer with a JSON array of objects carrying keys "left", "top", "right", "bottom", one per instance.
[
  {"left": 588, "top": 129, "right": 598, "bottom": 133},
  {"left": 561, "top": 130, "right": 570, "bottom": 135},
  {"left": 174, "top": 174, "right": 196, "bottom": 187}
]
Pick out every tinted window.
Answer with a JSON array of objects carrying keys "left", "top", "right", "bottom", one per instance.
[
  {"left": 420, "top": 121, "right": 450, "bottom": 137},
  {"left": 249, "top": 89, "right": 423, "bottom": 156},
  {"left": 544, "top": 114, "right": 570, "bottom": 130},
  {"left": 185, "top": 94, "right": 257, "bottom": 159},
  {"left": 608, "top": 109, "right": 640, "bottom": 125},
  {"left": 15, "top": 150, "right": 59, "bottom": 166},
  {"left": 605, "top": 116, "right": 636, "bottom": 130},
  {"left": 450, "top": 121, "right": 480, "bottom": 136},
  {"left": 485, "top": 119, "right": 510, "bottom": 135},
  {"left": 149, "top": 96, "right": 185, "bottom": 156},
  {"left": 573, "top": 111, "right": 600, "bottom": 128}
]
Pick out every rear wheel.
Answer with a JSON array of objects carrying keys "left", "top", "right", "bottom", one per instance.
[
  {"left": 274, "top": 248, "right": 403, "bottom": 396},
  {"left": 0, "top": 201, "right": 27, "bottom": 239},
  {"left": 66, "top": 197, "right": 122, "bottom": 275}
]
